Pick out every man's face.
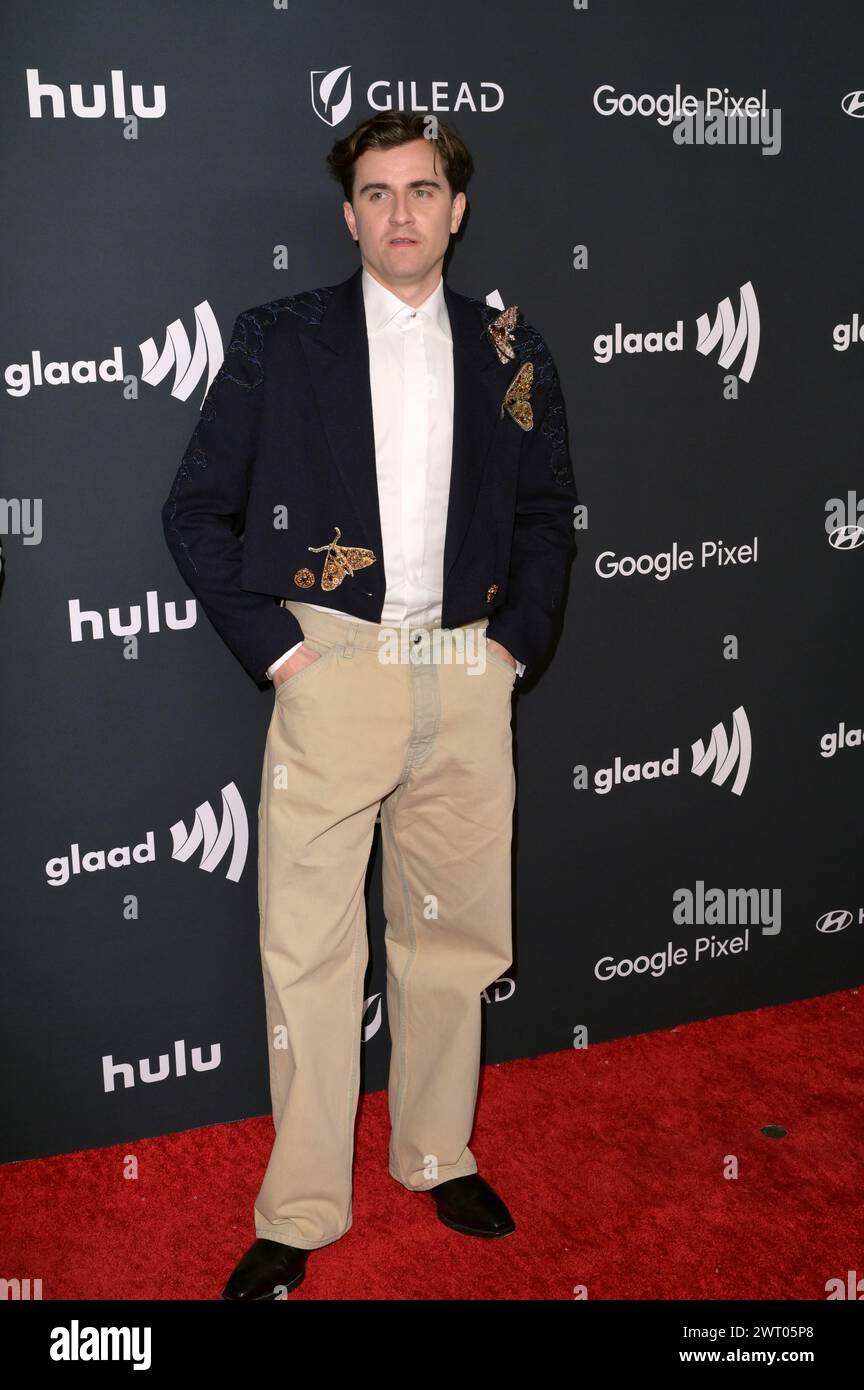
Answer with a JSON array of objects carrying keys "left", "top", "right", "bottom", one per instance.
[{"left": 342, "top": 137, "right": 465, "bottom": 291}]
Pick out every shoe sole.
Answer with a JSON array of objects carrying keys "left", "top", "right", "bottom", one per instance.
[
  {"left": 435, "top": 1212, "right": 516, "bottom": 1238},
  {"left": 221, "top": 1268, "right": 306, "bottom": 1300}
]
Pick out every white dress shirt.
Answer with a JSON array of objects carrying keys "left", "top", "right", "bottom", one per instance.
[{"left": 265, "top": 267, "right": 524, "bottom": 679}]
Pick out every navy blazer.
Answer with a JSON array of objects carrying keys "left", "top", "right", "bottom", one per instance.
[{"left": 161, "top": 265, "right": 578, "bottom": 684}]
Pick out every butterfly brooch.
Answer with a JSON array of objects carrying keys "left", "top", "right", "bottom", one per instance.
[
  {"left": 485, "top": 304, "right": 521, "bottom": 363},
  {"left": 306, "top": 526, "right": 377, "bottom": 591},
  {"left": 499, "top": 360, "right": 534, "bottom": 432}
]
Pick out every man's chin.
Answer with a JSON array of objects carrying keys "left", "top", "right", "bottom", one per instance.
[
  {"left": 383, "top": 248, "right": 424, "bottom": 265},
  {"left": 362, "top": 250, "right": 443, "bottom": 287}
]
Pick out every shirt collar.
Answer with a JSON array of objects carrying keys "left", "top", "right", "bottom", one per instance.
[{"left": 361, "top": 266, "right": 452, "bottom": 343}]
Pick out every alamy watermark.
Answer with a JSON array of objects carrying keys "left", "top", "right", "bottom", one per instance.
[{"left": 376, "top": 624, "right": 489, "bottom": 673}]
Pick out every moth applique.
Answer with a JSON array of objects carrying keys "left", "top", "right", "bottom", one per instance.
[
  {"left": 485, "top": 303, "right": 521, "bottom": 364},
  {"left": 499, "top": 360, "right": 534, "bottom": 432},
  {"left": 307, "top": 526, "right": 377, "bottom": 592}
]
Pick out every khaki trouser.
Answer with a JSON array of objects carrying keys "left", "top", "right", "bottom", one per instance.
[{"left": 253, "top": 600, "right": 517, "bottom": 1250}]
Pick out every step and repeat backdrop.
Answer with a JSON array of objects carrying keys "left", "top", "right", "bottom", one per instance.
[{"left": 2, "top": 1, "right": 862, "bottom": 1161}]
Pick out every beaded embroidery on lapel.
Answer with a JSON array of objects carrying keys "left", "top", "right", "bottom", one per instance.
[{"left": 485, "top": 304, "right": 521, "bottom": 363}]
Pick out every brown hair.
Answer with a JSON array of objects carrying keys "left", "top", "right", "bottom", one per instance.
[{"left": 326, "top": 109, "right": 474, "bottom": 203}]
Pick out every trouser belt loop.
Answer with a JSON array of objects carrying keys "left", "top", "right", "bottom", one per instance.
[{"left": 342, "top": 620, "right": 359, "bottom": 659}]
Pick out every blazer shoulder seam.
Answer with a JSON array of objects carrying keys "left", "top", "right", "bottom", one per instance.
[{"left": 237, "top": 285, "right": 340, "bottom": 335}]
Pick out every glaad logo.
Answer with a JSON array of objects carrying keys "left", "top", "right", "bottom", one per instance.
[
  {"left": 102, "top": 1038, "right": 220, "bottom": 1092},
  {"left": 4, "top": 301, "right": 222, "bottom": 406},
  {"left": 841, "top": 92, "right": 864, "bottom": 117},
  {"left": 310, "top": 63, "right": 504, "bottom": 126},
  {"left": 170, "top": 783, "right": 248, "bottom": 882},
  {"left": 577, "top": 706, "right": 752, "bottom": 796},
  {"left": 140, "top": 301, "right": 223, "bottom": 403},
  {"left": 592, "top": 281, "right": 760, "bottom": 383},
  {"left": 695, "top": 281, "right": 760, "bottom": 382},
  {"left": 825, "top": 492, "right": 864, "bottom": 549},
  {"left": 816, "top": 909, "right": 862, "bottom": 933},
  {"left": 691, "top": 706, "right": 752, "bottom": 796},
  {"left": 819, "top": 721, "right": 862, "bottom": 758},
  {"left": 311, "top": 64, "right": 352, "bottom": 125},
  {"left": 45, "top": 783, "right": 248, "bottom": 885},
  {"left": 26, "top": 67, "right": 166, "bottom": 119},
  {"left": 832, "top": 312, "right": 864, "bottom": 351}
]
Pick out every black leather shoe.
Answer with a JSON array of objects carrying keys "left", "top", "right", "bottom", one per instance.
[
  {"left": 221, "top": 1238, "right": 310, "bottom": 1300},
  {"left": 427, "top": 1174, "right": 516, "bottom": 1237}
]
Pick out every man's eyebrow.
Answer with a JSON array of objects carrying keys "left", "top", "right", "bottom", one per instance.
[{"left": 355, "top": 178, "right": 443, "bottom": 195}]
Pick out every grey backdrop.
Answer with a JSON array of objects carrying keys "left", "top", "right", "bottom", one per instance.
[{"left": 2, "top": 0, "right": 862, "bottom": 1161}]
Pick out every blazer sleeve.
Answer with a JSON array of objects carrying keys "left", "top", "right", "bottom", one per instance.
[
  {"left": 161, "top": 309, "right": 304, "bottom": 683},
  {"left": 485, "top": 332, "right": 579, "bottom": 671}
]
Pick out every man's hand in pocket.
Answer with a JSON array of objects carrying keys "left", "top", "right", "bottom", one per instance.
[
  {"left": 272, "top": 644, "right": 321, "bottom": 689},
  {"left": 486, "top": 638, "right": 517, "bottom": 669}
]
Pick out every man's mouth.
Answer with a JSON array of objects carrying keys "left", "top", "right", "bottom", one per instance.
[{"left": 389, "top": 237, "right": 418, "bottom": 245}]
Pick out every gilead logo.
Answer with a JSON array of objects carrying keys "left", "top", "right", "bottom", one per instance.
[
  {"left": 311, "top": 65, "right": 352, "bottom": 126},
  {"left": 310, "top": 64, "right": 505, "bottom": 126}
]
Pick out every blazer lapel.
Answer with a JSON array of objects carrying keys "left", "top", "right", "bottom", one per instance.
[
  {"left": 442, "top": 280, "right": 513, "bottom": 581},
  {"left": 298, "top": 266, "right": 384, "bottom": 564},
  {"left": 299, "top": 264, "right": 513, "bottom": 589}
]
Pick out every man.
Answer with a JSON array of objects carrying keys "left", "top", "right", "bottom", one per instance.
[{"left": 161, "top": 110, "right": 577, "bottom": 1300}]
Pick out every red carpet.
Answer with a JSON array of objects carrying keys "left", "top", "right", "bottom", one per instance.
[{"left": 3, "top": 988, "right": 861, "bottom": 1300}]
